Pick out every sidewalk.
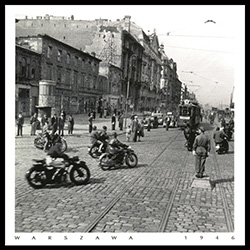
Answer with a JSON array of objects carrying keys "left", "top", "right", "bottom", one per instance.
[{"left": 16, "top": 112, "right": 144, "bottom": 137}]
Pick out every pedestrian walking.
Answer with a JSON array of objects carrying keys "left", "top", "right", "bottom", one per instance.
[
  {"left": 118, "top": 112, "right": 124, "bottom": 130},
  {"left": 192, "top": 126, "right": 211, "bottom": 178},
  {"left": 58, "top": 113, "right": 65, "bottom": 136},
  {"left": 88, "top": 113, "right": 94, "bottom": 133},
  {"left": 165, "top": 116, "right": 171, "bottom": 131},
  {"left": 16, "top": 112, "right": 24, "bottom": 136},
  {"left": 30, "top": 113, "right": 38, "bottom": 136},
  {"left": 51, "top": 113, "right": 58, "bottom": 135},
  {"left": 67, "top": 114, "right": 74, "bottom": 135},
  {"left": 132, "top": 115, "right": 139, "bottom": 142},
  {"left": 111, "top": 114, "right": 116, "bottom": 130}
]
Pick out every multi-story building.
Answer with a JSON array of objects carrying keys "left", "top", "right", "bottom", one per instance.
[
  {"left": 16, "top": 14, "right": 182, "bottom": 114},
  {"left": 159, "top": 44, "right": 182, "bottom": 114},
  {"left": 16, "top": 44, "right": 41, "bottom": 117},
  {"left": 16, "top": 15, "right": 144, "bottom": 112},
  {"left": 16, "top": 34, "right": 101, "bottom": 116}
]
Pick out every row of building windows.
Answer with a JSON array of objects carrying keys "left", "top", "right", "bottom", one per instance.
[{"left": 46, "top": 45, "right": 98, "bottom": 72}]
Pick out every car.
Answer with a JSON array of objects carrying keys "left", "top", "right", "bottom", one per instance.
[{"left": 150, "top": 112, "right": 164, "bottom": 126}]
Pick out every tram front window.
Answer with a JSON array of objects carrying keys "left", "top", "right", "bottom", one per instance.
[{"left": 180, "top": 107, "right": 190, "bottom": 116}]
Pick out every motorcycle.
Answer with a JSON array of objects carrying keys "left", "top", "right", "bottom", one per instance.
[
  {"left": 26, "top": 156, "right": 90, "bottom": 189},
  {"left": 34, "top": 133, "right": 67, "bottom": 152},
  {"left": 215, "top": 137, "right": 229, "bottom": 154},
  {"left": 99, "top": 144, "right": 138, "bottom": 171}
]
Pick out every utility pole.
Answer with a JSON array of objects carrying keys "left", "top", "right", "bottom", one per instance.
[{"left": 124, "top": 54, "right": 137, "bottom": 128}]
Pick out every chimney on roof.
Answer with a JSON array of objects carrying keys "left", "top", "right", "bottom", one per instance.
[{"left": 124, "top": 15, "right": 131, "bottom": 33}]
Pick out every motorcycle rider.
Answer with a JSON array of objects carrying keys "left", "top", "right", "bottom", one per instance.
[
  {"left": 108, "top": 132, "right": 128, "bottom": 165},
  {"left": 89, "top": 126, "right": 104, "bottom": 154},
  {"left": 213, "top": 127, "right": 228, "bottom": 153},
  {"left": 45, "top": 141, "right": 69, "bottom": 167},
  {"left": 98, "top": 126, "right": 109, "bottom": 151}
]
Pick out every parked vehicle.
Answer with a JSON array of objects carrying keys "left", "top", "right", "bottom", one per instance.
[
  {"left": 150, "top": 112, "right": 164, "bottom": 126},
  {"left": 26, "top": 156, "right": 90, "bottom": 189},
  {"left": 99, "top": 144, "right": 138, "bottom": 171},
  {"left": 34, "top": 133, "right": 67, "bottom": 153}
]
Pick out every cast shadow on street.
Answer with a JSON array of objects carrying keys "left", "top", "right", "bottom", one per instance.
[
  {"left": 41, "top": 177, "right": 106, "bottom": 189},
  {"left": 210, "top": 176, "right": 234, "bottom": 190},
  {"left": 108, "top": 163, "right": 147, "bottom": 171}
]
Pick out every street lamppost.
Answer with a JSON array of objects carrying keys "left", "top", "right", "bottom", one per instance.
[{"left": 124, "top": 53, "right": 137, "bottom": 128}]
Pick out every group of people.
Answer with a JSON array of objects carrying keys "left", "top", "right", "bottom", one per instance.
[{"left": 16, "top": 111, "right": 75, "bottom": 137}]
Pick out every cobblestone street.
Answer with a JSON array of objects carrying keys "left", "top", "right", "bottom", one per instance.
[{"left": 13, "top": 115, "right": 235, "bottom": 235}]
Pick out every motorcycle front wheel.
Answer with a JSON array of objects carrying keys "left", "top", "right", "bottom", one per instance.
[
  {"left": 69, "top": 164, "right": 90, "bottom": 185},
  {"left": 99, "top": 154, "right": 111, "bottom": 171},
  {"left": 26, "top": 167, "right": 47, "bottom": 189},
  {"left": 125, "top": 153, "right": 138, "bottom": 167}
]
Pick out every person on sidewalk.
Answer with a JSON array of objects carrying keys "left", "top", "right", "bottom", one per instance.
[
  {"left": 88, "top": 113, "right": 94, "bottom": 133},
  {"left": 51, "top": 113, "right": 58, "bottom": 135},
  {"left": 132, "top": 115, "right": 139, "bottom": 142},
  {"left": 111, "top": 114, "right": 116, "bottom": 130},
  {"left": 67, "top": 114, "right": 74, "bottom": 135},
  {"left": 16, "top": 112, "right": 24, "bottom": 136},
  {"left": 192, "top": 126, "right": 211, "bottom": 178},
  {"left": 118, "top": 112, "right": 124, "bottom": 131},
  {"left": 58, "top": 113, "right": 65, "bottom": 136},
  {"left": 30, "top": 113, "right": 38, "bottom": 136}
]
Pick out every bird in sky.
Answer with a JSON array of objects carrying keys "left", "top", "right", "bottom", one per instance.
[{"left": 204, "top": 20, "right": 216, "bottom": 24}]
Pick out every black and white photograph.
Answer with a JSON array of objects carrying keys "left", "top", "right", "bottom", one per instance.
[{"left": 5, "top": 4, "right": 245, "bottom": 246}]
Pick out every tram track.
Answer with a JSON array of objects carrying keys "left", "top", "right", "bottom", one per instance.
[
  {"left": 83, "top": 130, "right": 183, "bottom": 232},
  {"left": 211, "top": 141, "right": 234, "bottom": 232}
]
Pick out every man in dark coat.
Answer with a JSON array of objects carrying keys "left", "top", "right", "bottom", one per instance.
[
  {"left": 16, "top": 112, "right": 24, "bottom": 136},
  {"left": 192, "top": 126, "right": 211, "bottom": 178},
  {"left": 51, "top": 113, "right": 58, "bottom": 135},
  {"left": 132, "top": 116, "right": 139, "bottom": 142},
  {"left": 111, "top": 114, "right": 116, "bottom": 130}
]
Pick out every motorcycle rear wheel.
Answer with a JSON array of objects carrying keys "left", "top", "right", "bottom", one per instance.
[
  {"left": 26, "top": 167, "right": 47, "bottom": 189},
  {"left": 69, "top": 164, "right": 90, "bottom": 185},
  {"left": 89, "top": 146, "right": 100, "bottom": 159},
  {"left": 125, "top": 153, "right": 138, "bottom": 167}
]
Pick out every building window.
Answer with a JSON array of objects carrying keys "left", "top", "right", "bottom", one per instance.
[
  {"left": 21, "top": 58, "right": 27, "bottom": 77},
  {"left": 67, "top": 53, "right": 70, "bottom": 64},
  {"left": 57, "top": 68, "right": 62, "bottom": 83},
  {"left": 75, "top": 56, "right": 78, "bottom": 67},
  {"left": 57, "top": 50, "right": 62, "bottom": 61},
  {"left": 66, "top": 70, "right": 71, "bottom": 84},
  {"left": 47, "top": 46, "right": 52, "bottom": 58},
  {"left": 31, "top": 68, "right": 35, "bottom": 79},
  {"left": 47, "top": 64, "right": 53, "bottom": 80}
]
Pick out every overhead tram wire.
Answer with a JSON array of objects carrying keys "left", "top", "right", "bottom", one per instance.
[{"left": 163, "top": 45, "right": 232, "bottom": 54}]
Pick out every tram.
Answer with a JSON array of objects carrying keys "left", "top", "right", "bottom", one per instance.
[{"left": 177, "top": 99, "right": 201, "bottom": 129}]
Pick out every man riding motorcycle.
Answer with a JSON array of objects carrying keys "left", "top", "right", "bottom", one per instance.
[{"left": 108, "top": 132, "right": 128, "bottom": 165}]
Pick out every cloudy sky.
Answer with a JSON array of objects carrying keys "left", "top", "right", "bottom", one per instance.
[{"left": 11, "top": 5, "right": 245, "bottom": 107}]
